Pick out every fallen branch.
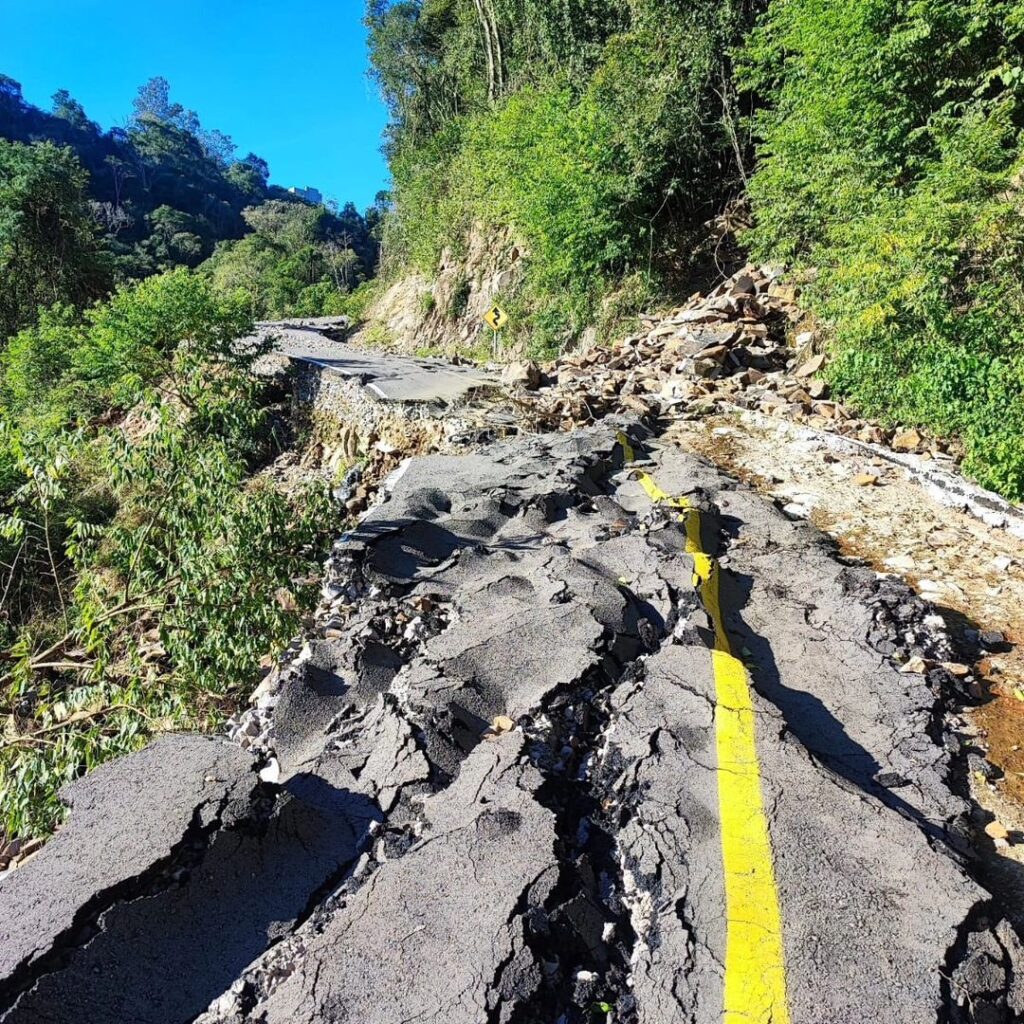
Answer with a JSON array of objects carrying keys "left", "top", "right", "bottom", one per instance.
[{"left": 0, "top": 703, "right": 159, "bottom": 751}]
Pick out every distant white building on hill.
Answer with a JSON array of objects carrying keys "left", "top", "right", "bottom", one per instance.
[{"left": 288, "top": 186, "right": 323, "bottom": 205}]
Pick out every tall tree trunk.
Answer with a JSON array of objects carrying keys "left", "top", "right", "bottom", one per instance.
[
  {"left": 472, "top": 0, "right": 497, "bottom": 103},
  {"left": 485, "top": 0, "right": 505, "bottom": 96}
]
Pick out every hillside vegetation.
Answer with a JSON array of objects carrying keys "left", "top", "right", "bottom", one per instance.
[
  {"left": 0, "top": 272, "right": 339, "bottom": 839},
  {"left": 0, "top": 74, "right": 381, "bottom": 334},
  {"left": 742, "top": 0, "right": 1024, "bottom": 497},
  {"left": 0, "top": 79, "right": 378, "bottom": 839},
  {"left": 367, "top": 0, "right": 753, "bottom": 350},
  {"left": 366, "top": 0, "right": 1024, "bottom": 498}
]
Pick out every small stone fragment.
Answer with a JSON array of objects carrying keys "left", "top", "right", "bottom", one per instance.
[
  {"left": 892, "top": 429, "right": 923, "bottom": 452},
  {"left": 730, "top": 273, "right": 756, "bottom": 296},
  {"left": 502, "top": 361, "right": 542, "bottom": 389},
  {"left": 694, "top": 357, "right": 722, "bottom": 379},
  {"left": 984, "top": 820, "right": 1010, "bottom": 841},
  {"left": 979, "top": 630, "right": 1007, "bottom": 650},
  {"left": 795, "top": 353, "right": 826, "bottom": 377},
  {"left": 901, "top": 656, "right": 929, "bottom": 674}
]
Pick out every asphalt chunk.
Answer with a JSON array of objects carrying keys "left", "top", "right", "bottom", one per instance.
[{"left": 2, "top": 422, "right": 1022, "bottom": 1024}]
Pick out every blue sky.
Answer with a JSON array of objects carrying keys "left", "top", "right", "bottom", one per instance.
[{"left": 0, "top": 0, "right": 390, "bottom": 210}]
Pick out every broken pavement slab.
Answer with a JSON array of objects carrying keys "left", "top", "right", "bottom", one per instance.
[
  {"left": 241, "top": 734, "right": 560, "bottom": 1024},
  {"left": 0, "top": 735, "right": 254, "bottom": 993},
  {"left": 0, "top": 735, "right": 380, "bottom": 1024},
  {"left": 2, "top": 423, "right": 1022, "bottom": 1023},
  {"left": 253, "top": 322, "right": 496, "bottom": 405}
]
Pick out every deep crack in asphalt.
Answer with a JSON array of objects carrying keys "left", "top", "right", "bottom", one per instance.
[{"left": 1, "top": 421, "right": 1022, "bottom": 1023}]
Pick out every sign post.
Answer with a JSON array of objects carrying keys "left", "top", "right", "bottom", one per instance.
[{"left": 483, "top": 304, "right": 509, "bottom": 360}]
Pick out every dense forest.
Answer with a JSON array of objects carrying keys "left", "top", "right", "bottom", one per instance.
[
  {"left": 0, "top": 73, "right": 381, "bottom": 336},
  {"left": 0, "top": 77, "right": 381, "bottom": 838},
  {"left": 366, "top": 0, "right": 1024, "bottom": 499}
]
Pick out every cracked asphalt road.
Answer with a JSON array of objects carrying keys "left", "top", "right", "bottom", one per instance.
[
  {"left": 251, "top": 322, "right": 496, "bottom": 405},
  {"left": 1, "top": 422, "right": 1023, "bottom": 1023}
]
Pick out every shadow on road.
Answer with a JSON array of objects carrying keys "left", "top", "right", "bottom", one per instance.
[{"left": 715, "top": 529, "right": 1024, "bottom": 924}]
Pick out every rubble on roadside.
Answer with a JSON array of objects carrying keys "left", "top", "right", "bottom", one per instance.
[{"left": 509, "top": 264, "right": 957, "bottom": 465}]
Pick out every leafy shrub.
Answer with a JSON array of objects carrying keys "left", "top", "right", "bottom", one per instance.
[
  {"left": 740, "top": 0, "right": 1024, "bottom": 498},
  {"left": 332, "top": 279, "right": 384, "bottom": 324},
  {"left": 0, "top": 269, "right": 339, "bottom": 839}
]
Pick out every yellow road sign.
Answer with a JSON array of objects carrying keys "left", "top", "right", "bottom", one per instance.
[{"left": 483, "top": 304, "right": 509, "bottom": 331}]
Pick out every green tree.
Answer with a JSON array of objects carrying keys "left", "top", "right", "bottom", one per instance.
[
  {"left": 51, "top": 89, "right": 97, "bottom": 133},
  {"left": 367, "top": 0, "right": 483, "bottom": 150},
  {"left": 0, "top": 140, "right": 110, "bottom": 340},
  {"left": 73, "top": 267, "right": 253, "bottom": 410},
  {"left": 242, "top": 199, "right": 324, "bottom": 253},
  {"left": 143, "top": 205, "right": 206, "bottom": 269},
  {"left": 205, "top": 198, "right": 376, "bottom": 318},
  {"left": 206, "top": 235, "right": 281, "bottom": 317}
]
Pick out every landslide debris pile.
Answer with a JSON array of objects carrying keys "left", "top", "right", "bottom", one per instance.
[
  {"left": 511, "top": 267, "right": 953, "bottom": 463},
  {"left": 0, "top": 425, "right": 1021, "bottom": 1023}
]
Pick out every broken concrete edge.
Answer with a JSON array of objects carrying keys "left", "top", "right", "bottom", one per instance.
[
  {"left": 297, "top": 355, "right": 496, "bottom": 405},
  {"left": 202, "top": 420, "right": 662, "bottom": 1018},
  {"left": 253, "top": 319, "right": 498, "bottom": 408},
  {"left": 213, "top": 421, "right": 1019, "bottom": 1021},
  {"left": 3, "top": 420, "right": 1021, "bottom": 1023},
  {"left": 944, "top": 901, "right": 1024, "bottom": 1020},
  {"left": 254, "top": 345, "right": 512, "bottom": 521},
  {"left": 725, "top": 404, "right": 1024, "bottom": 540}
]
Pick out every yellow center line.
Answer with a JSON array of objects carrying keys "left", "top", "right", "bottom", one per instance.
[{"left": 617, "top": 433, "right": 791, "bottom": 1024}]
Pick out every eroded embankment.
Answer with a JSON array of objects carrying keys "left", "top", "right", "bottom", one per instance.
[{"left": 0, "top": 423, "right": 1020, "bottom": 1023}]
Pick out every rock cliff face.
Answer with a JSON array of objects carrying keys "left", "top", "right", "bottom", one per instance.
[{"left": 358, "top": 223, "right": 524, "bottom": 356}]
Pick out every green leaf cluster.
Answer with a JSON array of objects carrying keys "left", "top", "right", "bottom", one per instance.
[{"left": 740, "top": 0, "right": 1024, "bottom": 497}]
